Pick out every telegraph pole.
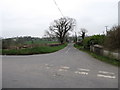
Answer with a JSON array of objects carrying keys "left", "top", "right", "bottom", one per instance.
[
  {"left": 105, "top": 26, "right": 108, "bottom": 32},
  {"left": 105, "top": 26, "right": 108, "bottom": 35}
]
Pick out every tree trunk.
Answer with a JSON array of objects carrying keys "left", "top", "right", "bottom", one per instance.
[{"left": 58, "top": 36, "right": 64, "bottom": 44}]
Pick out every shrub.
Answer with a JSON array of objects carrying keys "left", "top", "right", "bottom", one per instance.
[{"left": 83, "top": 35, "right": 105, "bottom": 49}]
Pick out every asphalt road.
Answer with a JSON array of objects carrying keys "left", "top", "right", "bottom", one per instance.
[{"left": 2, "top": 43, "right": 118, "bottom": 88}]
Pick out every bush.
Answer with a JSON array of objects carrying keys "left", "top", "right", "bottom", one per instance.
[
  {"left": 82, "top": 36, "right": 91, "bottom": 49},
  {"left": 83, "top": 35, "right": 105, "bottom": 49}
]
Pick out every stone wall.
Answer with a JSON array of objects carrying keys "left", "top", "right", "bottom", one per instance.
[{"left": 90, "top": 45, "right": 120, "bottom": 60}]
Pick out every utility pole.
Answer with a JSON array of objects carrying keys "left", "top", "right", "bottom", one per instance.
[
  {"left": 105, "top": 26, "right": 108, "bottom": 32},
  {"left": 105, "top": 26, "right": 108, "bottom": 35}
]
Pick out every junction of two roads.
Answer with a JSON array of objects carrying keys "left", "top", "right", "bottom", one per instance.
[{"left": 2, "top": 44, "right": 118, "bottom": 88}]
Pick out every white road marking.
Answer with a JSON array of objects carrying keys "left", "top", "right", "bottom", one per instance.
[
  {"left": 58, "top": 66, "right": 70, "bottom": 72},
  {"left": 78, "top": 68, "right": 90, "bottom": 72},
  {"left": 98, "top": 71, "right": 115, "bottom": 75},
  {"left": 46, "top": 67, "right": 50, "bottom": 69},
  {"left": 58, "top": 69, "right": 68, "bottom": 72},
  {"left": 65, "top": 48, "right": 70, "bottom": 53},
  {"left": 44, "top": 64, "right": 116, "bottom": 79},
  {"left": 60, "top": 66, "right": 70, "bottom": 69},
  {"left": 97, "top": 71, "right": 116, "bottom": 79},
  {"left": 45, "top": 64, "right": 48, "bottom": 66},
  {"left": 97, "top": 74, "right": 116, "bottom": 79},
  {"left": 75, "top": 71, "right": 88, "bottom": 75}
]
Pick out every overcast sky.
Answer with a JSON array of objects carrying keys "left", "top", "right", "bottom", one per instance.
[{"left": 0, "top": 0, "right": 119, "bottom": 38}]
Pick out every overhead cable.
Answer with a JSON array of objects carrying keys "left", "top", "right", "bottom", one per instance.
[{"left": 53, "top": 0, "right": 64, "bottom": 17}]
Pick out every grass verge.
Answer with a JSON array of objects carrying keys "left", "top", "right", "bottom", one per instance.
[
  {"left": 2, "top": 43, "right": 67, "bottom": 55},
  {"left": 74, "top": 44, "right": 120, "bottom": 67}
]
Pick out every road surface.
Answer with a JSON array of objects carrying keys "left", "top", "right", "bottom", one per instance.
[{"left": 2, "top": 44, "right": 118, "bottom": 88}]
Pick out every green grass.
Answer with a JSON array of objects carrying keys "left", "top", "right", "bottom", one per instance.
[
  {"left": 2, "top": 44, "right": 67, "bottom": 55},
  {"left": 74, "top": 44, "right": 120, "bottom": 67}
]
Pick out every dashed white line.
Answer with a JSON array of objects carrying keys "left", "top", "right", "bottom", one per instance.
[
  {"left": 97, "top": 74, "right": 116, "bottom": 79},
  {"left": 60, "top": 66, "right": 70, "bottom": 69},
  {"left": 78, "top": 68, "right": 90, "bottom": 72},
  {"left": 58, "top": 69, "right": 68, "bottom": 72},
  {"left": 58, "top": 66, "right": 70, "bottom": 72},
  {"left": 75, "top": 68, "right": 90, "bottom": 75},
  {"left": 97, "top": 71, "right": 116, "bottom": 79},
  {"left": 98, "top": 71, "right": 115, "bottom": 75},
  {"left": 43, "top": 64, "right": 116, "bottom": 79},
  {"left": 75, "top": 71, "right": 88, "bottom": 75}
]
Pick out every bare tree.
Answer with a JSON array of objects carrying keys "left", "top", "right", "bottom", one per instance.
[
  {"left": 79, "top": 28, "right": 88, "bottom": 40},
  {"left": 44, "top": 30, "right": 55, "bottom": 41},
  {"left": 47, "top": 17, "right": 76, "bottom": 44}
]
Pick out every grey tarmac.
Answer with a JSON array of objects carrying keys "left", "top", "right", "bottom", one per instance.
[{"left": 2, "top": 44, "right": 118, "bottom": 88}]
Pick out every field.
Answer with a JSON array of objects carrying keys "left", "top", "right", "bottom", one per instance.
[{"left": 2, "top": 43, "right": 67, "bottom": 55}]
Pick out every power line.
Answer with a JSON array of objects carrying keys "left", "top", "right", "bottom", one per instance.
[{"left": 53, "top": 0, "right": 64, "bottom": 17}]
